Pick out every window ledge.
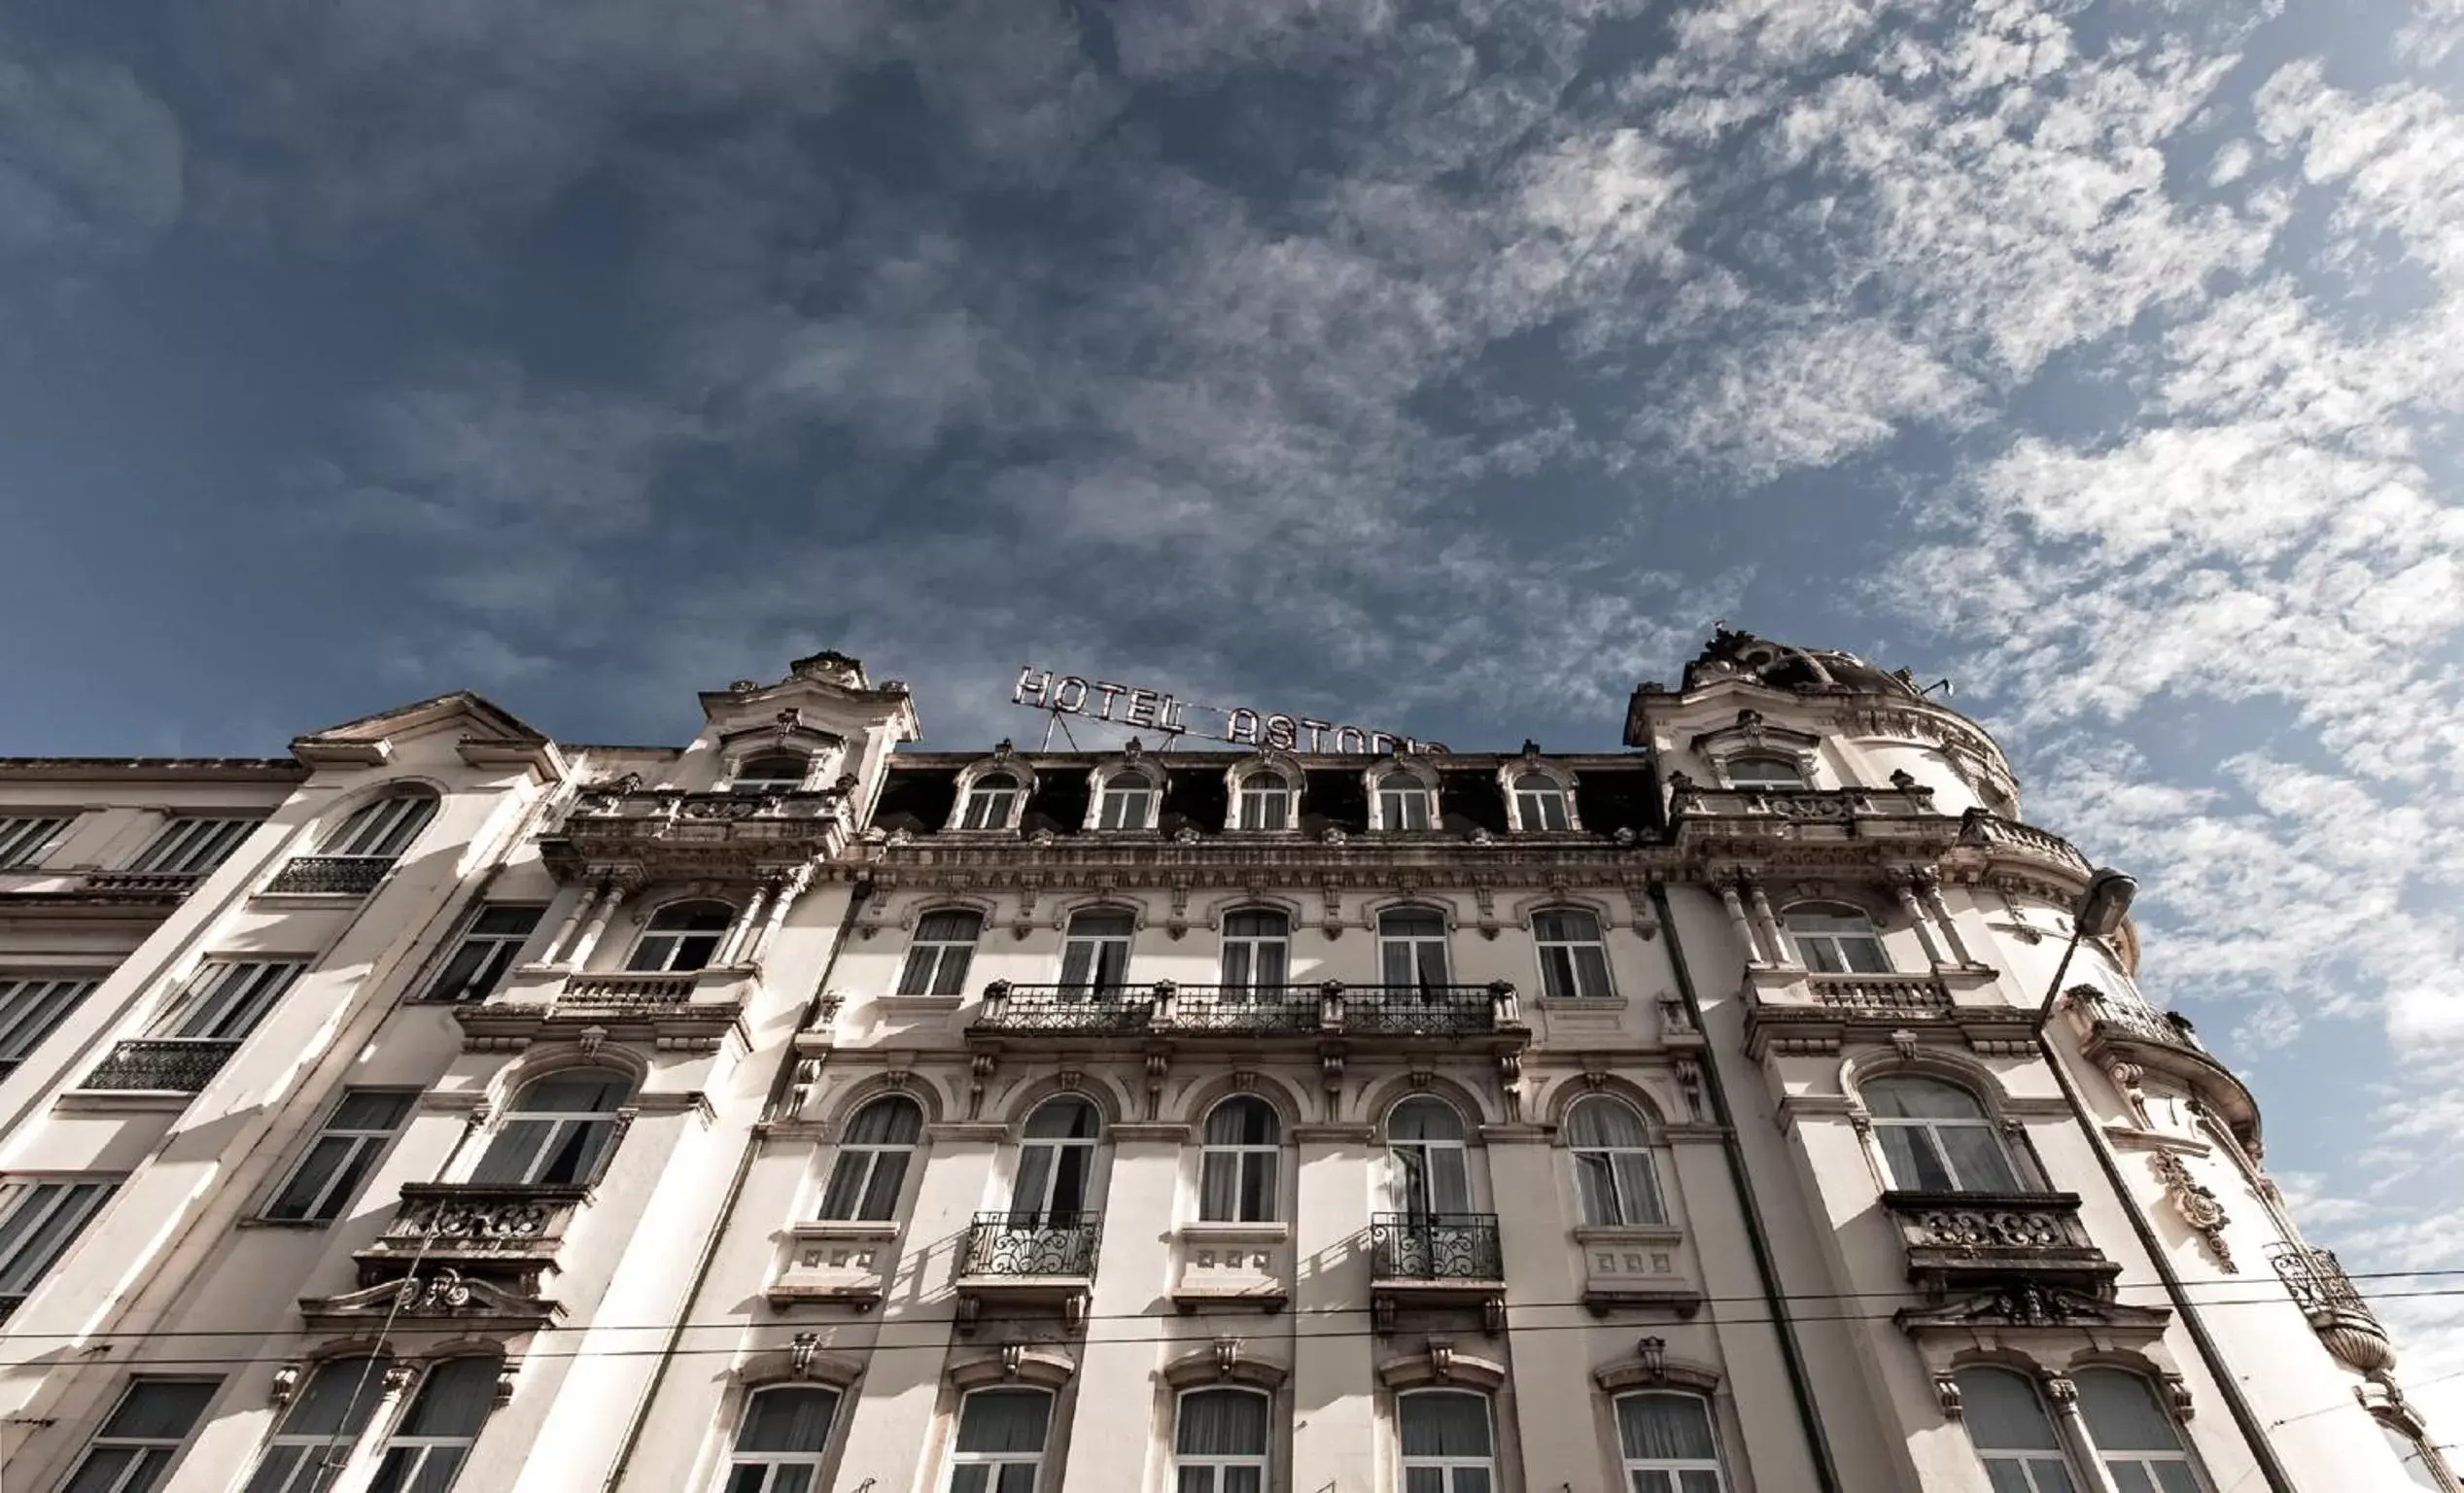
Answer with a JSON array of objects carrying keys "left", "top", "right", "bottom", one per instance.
[
  {"left": 873, "top": 994, "right": 964, "bottom": 1015},
  {"left": 1179, "top": 1221, "right": 1291, "bottom": 1245},
  {"left": 1573, "top": 1225, "right": 1684, "bottom": 1246},
  {"left": 239, "top": 1216, "right": 331, "bottom": 1231},
  {"left": 790, "top": 1220, "right": 903, "bottom": 1242},
  {"left": 53, "top": 1090, "right": 195, "bottom": 1113},
  {"left": 1537, "top": 996, "right": 1629, "bottom": 1013},
  {"left": 247, "top": 891, "right": 367, "bottom": 907}
]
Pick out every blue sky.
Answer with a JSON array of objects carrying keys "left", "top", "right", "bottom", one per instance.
[{"left": 5, "top": 0, "right": 2463, "bottom": 1427}]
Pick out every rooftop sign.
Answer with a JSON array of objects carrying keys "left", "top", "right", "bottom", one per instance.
[{"left": 1012, "top": 667, "right": 1447, "bottom": 754}]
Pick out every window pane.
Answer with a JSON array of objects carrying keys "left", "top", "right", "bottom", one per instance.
[
  {"left": 1940, "top": 1127, "right": 2020, "bottom": 1192},
  {"left": 1958, "top": 1371, "right": 2061, "bottom": 1451},
  {"left": 1175, "top": 1389, "right": 1268, "bottom": 1455},
  {"left": 1568, "top": 1099, "right": 1647, "bottom": 1148},
  {"left": 401, "top": 1358, "right": 498, "bottom": 1437},
  {"left": 856, "top": 1152, "right": 910, "bottom": 1220},
  {"left": 846, "top": 1096, "right": 923, "bottom": 1146},
  {"left": 736, "top": 1386, "right": 838, "bottom": 1452},
  {"left": 1868, "top": 1080, "right": 1986, "bottom": 1121},
  {"left": 274, "top": 1357, "right": 390, "bottom": 1437},
  {"left": 106, "top": 1380, "right": 220, "bottom": 1438},
  {"left": 1614, "top": 1153, "right": 1666, "bottom": 1224},
  {"left": 1206, "top": 1098, "right": 1276, "bottom": 1146},
  {"left": 2073, "top": 1371, "right": 2182, "bottom": 1453},
  {"left": 955, "top": 1390, "right": 1050, "bottom": 1454},
  {"left": 1617, "top": 1395, "right": 1716, "bottom": 1459},
  {"left": 1399, "top": 1392, "right": 1489, "bottom": 1457},
  {"left": 265, "top": 1135, "right": 364, "bottom": 1221},
  {"left": 1390, "top": 1099, "right": 1463, "bottom": 1141},
  {"left": 1574, "top": 1152, "right": 1619, "bottom": 1225}
]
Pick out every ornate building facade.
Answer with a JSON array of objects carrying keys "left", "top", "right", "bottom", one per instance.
[{"left": 0, "top": 638, "right": 2441, "bottom": 1492}]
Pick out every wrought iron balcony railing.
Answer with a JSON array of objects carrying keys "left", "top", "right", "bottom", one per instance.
[
  {"left": 1341, "top": 985, "right": 1509, "bottom": 1036},
  {"left": 1371, "top": 1212, "right": 1504, "bottom": 1283},
  {"left": 377, "top": 1183, "right": 589, "bottom": 1257},
  {"left": 1810, "top": 974, "right": 1955, "bottom": 1012},
  {"left": 2270, "top": 1243, "right": 2380, "bottom": 1326},
  {"left": 82, "top": 1038, "right": 241, "bottom": 1092},
  {"left": 970, "top": 981, "right": 1521, "bottom": 1038},
  {"left": 1881, "top": 1191, "right": 2112, "bottom": 1286},
  {"left": 2071, "top": 989, "right": 2206, "bottom": 1055},
  {"left": 264, "top": 855, "right": 394, "bottom": 895},
  {"left": 974, "top": 984, "right": 1152, "bottom": 1033},
  {"left": 80, "top": 871, "right": 207, "bottom": 897},
  {"left": 1671, "top": 784, "right": 1938, "bottom": 821},
  {"left": 1159, "top": 984, "right": 1323, "bottom": 1033},
  {"left": 961, "top": 1212, "right": 1102, "bottom": 1278}
]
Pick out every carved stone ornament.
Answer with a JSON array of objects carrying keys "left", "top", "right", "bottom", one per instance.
[
  {"left": 791, "top": 1332, "right": 821, "bottom": 1379},
  {"left": 1890, "top": 1028, "right": 1920, "bottom": 1062},
  {"left": 1213, "top": 1337, "right": 1242, "bottom": 1377},
  {"left": 2041, "top": 1374, "right": 2078, "bottom": 1406},
  {"left": 2151, "top": 1152, "right": 2237, "bottom": 1271},
  {"left": 1428, "top": 1338, "right": 1457, "bottom": 1380},
  {"left": 383, "top": 1363, "right": 417, "bottom": 1396},
  {"left": 1934, "top": 1373, "right": 1962, "bottom": 1419},
  {"left": 1637, "top": 1336, "right": 1667, "bottom": 1382},
  {"left": 270, "top": 1364, "right": 302, "bottom": 1407}
]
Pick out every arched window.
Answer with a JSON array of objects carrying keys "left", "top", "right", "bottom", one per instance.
[
  {"left": 628, "top": 900, "right": 735, "bottom": 973},
  {"left": 243, "top": 1355, "right": 390, "bottom": 1493},
  {"left": 1533, "top": 908, "right": 1613, "bottom": 1000},
  {"left": 321, "top": 792, "right": 436, "bottom": 861},
  {"left": 473, "top": 1067, "right": 632, "bottom": 1186},
  {"left": 1513, "top": 772, "right": 1570, "bottom": 832},
  {"left": 724, "top": 1385, "right": 840, "bottom": 1493},
  {"left": 1389, "top": 1098, "right": 1471, "bottom": 1218},
  {"left": 1616, "top": 1392, "right": 1729, "bottom": 1491},
  {"left": 1783, "top": 905, "right": 1890, "bottom": 974},
  {"left": 1095, "top": 769, "right": 1158, "bottom": 830},
  {"left": 1059, "top": 910, "right": 1135, "bottom": 993},
  {"left": 1174, "top": 1387, "right": 1269, "bottom": 1493},
  {"left": 733, "top": 752, "right": 811, "bottom": 795},
  {"left": 1725, "top": 754, "right": 1806, "bottom": 789},
  {"left": 1235, "top": 771, "right": 1292, "bottom": 831},
  {"left": 1200, "top": 1097, "right": 1280, "bottom": 1223},
  {"left": 960, "top": 772, "right": 1021, "bottom": 831},
  {"left": 1010, "top": 1097, "right": 1101, "bottom": 1225},
  {"left": 1377, "top": 909, "right": 1450, "bottom": 990},
  {"left": 2075, "top": 1370, "right": 2203, "bottom": 1493},
  {"left": 1221, "top": 910, "right": 1291, "bottom": 992},
  {"left": 1377, "top": 770, "right": 1433, "bottom": 831},
  {"left": 899, "top": 910, "right": 984, "bottom": 997},
  {"left": 1566, "top": 1096, "right": 1666, "bottom": 1227},
  {"left": 1864, "top": 1077, "right": 2019, "bottom": 1194},
  {"left": 1398, "top": 1390, "right": 1493, "bottom": 1493},
  {"left": 1954, "top": 1368, "right": 2074, "bottom": 1493},
  {"left": 368, "top": 1356, "right": 500, "bottom": 1493},
  {"left": 818, "top": 1094, "right": 924, "bottom": 1222},
  {"left": 950, "top": 1387, "right": 1051, "bottom": 1493}
]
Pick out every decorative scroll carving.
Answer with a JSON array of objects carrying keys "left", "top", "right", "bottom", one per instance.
[{"left": 2151, "top": 1152, "right": 2237, "bottom": 1272}]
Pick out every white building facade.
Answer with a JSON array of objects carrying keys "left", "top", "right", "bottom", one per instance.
[{"left": 0, "top": 637, "right": 2442, "bottom": 1493}]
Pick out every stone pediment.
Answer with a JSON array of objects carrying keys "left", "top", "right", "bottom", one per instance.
[
  {"left": 299, "top": 1269, "right": 562, "bottom": 1334},
  {"left": 292, "top": 691, "right": 559, "bottom": 774}
]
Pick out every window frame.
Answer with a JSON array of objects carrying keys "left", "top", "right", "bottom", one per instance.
[
  {"left": 1953, "top": 1367, "right": 2080, "bottom": 1493},
  {"left": 1220, "top": 909, "right": 1292, "bottom": 993},
  {"left": 958, "top": 772, "right": 1024, "bottom": 833},
  {"left": 1781, "top": 904, "right": 1891, "bottom": 975},
  {"left": 723, "top": 1383, "right": 843, "bottom": 1493},
  {"left": 1093, "top": 769, "right": 1159, "bottom": 831},
  {"left": 947, "top": 1385, "right": 1053, "bottom": 1493},
  {"left": 627, "top": 900, "right": 736, "bottom": 974},
  {"left": 128, "top": 816, "right": 258, "bottom": 877},
  {"left": 0, "top": 973, "right": 95, "bottom": 1074},
  {"left": 157, "top": 959, "right": 304, "bottom": 1042},
  {"left": 1198, "top": 1096, "right": 1282, "bottom": 1224},
  {"left": 1721, "top": 753, "right": 1809, "bottom": 789},
  {"left": 0, "top": 1174, "right": 118, "bottom": 1305},
  {"left": 365, "top": 1355, "right": 499, "bottom": 1493},
  {"left": 1511, "top": 771, "right": 1572, "bottom": 833},
  {"left": 470, "top": 1067, "right": 633, "bottom": 1188},
  {"left": 1233, "top": 770, "right": 1295, "bottom": 832},
  {"left": 899, "top": 910, "right": 985, "bottom": 998},
  {"left": 817, "top": 1094, "right": 925, "bottom": 1223},
  {"left": 1864, "top": 1076, "right": 2023, "bottom": 1195},
  {"left": 2074, "top": 1368, "right": 2208, "bottom": 1493},
  {"left": 1172, "top": 1385, "right": 1271, "bottom": 1493},
  {"left": 1565, "top": 1095, "right": 1668, "bottom": 1228},
  {"left": 61, "top": 1376, "right": 221, "bottom": 1493},
  {"left": 1614, "top": 1390, "right": 1730, "bottom": 1493},
  {"left": 1058, "top": 910, "right": 1136, "bottom": 994},
  {"left": 1532, "top": 907, "right": 1614, "bottom": 1000},
  {"left": 262, "top": 1089, "right": 418, "bottom": 1225},
  {"left": 1010, "top": 1097, "right": 1103, "bottom": 1224},
  {"left": 1396, "top": 1387, "right": 1496, "bottom": 1493},
  {"left": 424, "top": 904, "right": 544, "bottom": 1003},
  {"left": 731, "top": 751, "right": 813, "bottom": 795},
  {"left": 1374, "top": 769, "right": 1435, "bottom": 832},
  {"left": 319, "top": 794, "right": 437, "bottom": 861},
  {"left": 241, "top": 1353, "right": 392, "bottom": 1493},
  {"left": 1376, "top": 908, "right": 1451, "bottom": 990},
  {"left": 0, "top": 814, "right": 71, "bottom": 869}
]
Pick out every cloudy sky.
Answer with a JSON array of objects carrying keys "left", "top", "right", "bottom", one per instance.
[{"left": 6, "top": 0, "right": 2463, "bottom": 1442}]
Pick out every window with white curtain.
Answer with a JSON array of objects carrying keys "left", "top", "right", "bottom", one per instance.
[
  {"left": 0, "top": 974, "right": 93, "bottom": 1075},
  {"left": 0, "top": 815, "right": 70, "bottom": 868},
  {"left": 1781, "top": 906, "right": 1891, "bottom": 974},
  {"left": 1010, "top": 1097, "right": 1102, "bottom": 1225},
  {"left": 1566, "top": 1096, "right": 1667, "bottom": 1228},
  {"left": 1175, "top": 1387, "right": 1269, "bottom": 1493},
  {"left": 1954, "top": 1368, "right": 2079, "bottom": 1493},
  {"left": 1533, "top": 908, "right": 1613, "bottom": 1000},
  {"left": 60, "top": 1378, "right": 219, "bottom": 1493},
  {"left": 1377, "top": 909, "right": 1450, "bottom": 990},
  {"left": 1398, "top": 1389, "right": 1493, "bottom": 1493},
  {"left": 627, "top": 901, "right": 734, "bottom": 973},
  {"left": 949, "top": 1387, "right": 1051, "bottom": 1493},
  {"left": 1058, "top": 911, "right": 1135, "bottom": 993},
  {"left": 320, "top": 794, "right": 436, "bottom": 860},
  {"left": 1096, "top": 770, "right": 1158, "bottom": 830},
  {"left": 1200, "top": 1097, "right": 1280, "bottom": 1223},
  {"left": 818, "top": 1095, "right": 923, "bottom": 1222},
  {"left": 961, "top": 773, "right": 1022, "bottom": 831},
  {"left": 1235, "top": 771, "right": 1292, "bottom": 831},
  {"left": 1616, "top": 1393, "right": 1728, "bottom": 1493},
  {"left": 899, "top": 911, "right": 984, "bottom": 997},
  {"left": 128, "top": 816, "right": 256, "bottom": 876},
  {"left": 156, "top": 959, "right": 303, "bottom": 1041},
  {"left": 0, "top": 1176, "right": 116, "bottom": 1307},
  {"left": 241, "top": 1355, "right": 390, "bottom": 1493},
  {"left": 1725, "top": 755, "right": 1806, "bottom": 789},
  {"left": 424, "top": 905, "right": 542, "bottom": 1003},
  {"left": 366, "top": 1357, "right": 498, "bottom": 1493},
  {"left": 2075, "top": 1371, "right": 2204, "bottom": 1493},
  {"left": 264, "top": 1090, "right": 416, "bottom": 1223},
  {"left": 724, "top": 1385, "right": 841, "bottom": 1493},
  {"left": 733, "top": 752, "right": 811, "bottom": 794},
  {"left": 1388, "top": 1099, "right": 1471, "bottom": 1218},
  {"left": 1377, "top": 771, "right": 1434, "bottom": 831},
  {"left": 1864, "top": 1077, "right": 2021, "bottom": 1194},
  {"left": 1512, "top": 772, "right": 1570, "bottom": 831},
  {"left": 1220, "top": 910, "right": 1290, "bottom": 992},
  {"left": 472, "top": 1068, "right": 632, "bottom": 1186}
]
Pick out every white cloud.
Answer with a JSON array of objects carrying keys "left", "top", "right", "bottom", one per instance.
[{"left": 0, "top": 34, "right": 183, "bottom": 259}]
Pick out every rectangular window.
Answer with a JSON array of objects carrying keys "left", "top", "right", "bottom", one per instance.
[
  {"left": 158, "top": 959, "right": 304, "bottom": 1041},
  {"left": 61, "top": 1378, "right": 219, "bottom": 1493},
  {"left": 950, "top": 1387, "right": 1051, "bottom": 1493},
  {"left": 1533, "top": 910, "right": 1613, "bottom": 1000},
  {"left": 264, "top": 1090, "right": 417, "bottom": 1224},
  {"left": 424, "top": 906, "right": 543, "bottom": 1003},
  {"left": 242, "top": 1355, "right": 390, "bottom": 1493},
  {"left": 0, "top": 1176, "right": 117, "bottom": 1309},
  {"left": 1399, "top": 1390, "right": 1494, "bottom": 1493},
  {"left": 129, "top": 817, "right": 257, "bottom": 876},
  {"left": 0, "top": 974, "right": 95, "bottom": 1076},
  {"left": 368, "top": 1357, "right": 499, "bottom": 1493},
  {"left": 1058, "top": 913, "right": 1135, "bottom": 993},
  {"left": 898, "top": 911, "right": 985, "bottom": 997},
  {"left": 0, "top": 815, "right": 70, "bottom": 869}
]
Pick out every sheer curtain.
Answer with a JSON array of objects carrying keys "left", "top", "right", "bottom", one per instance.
[
  {"left": 1955, "top": 1369, "right": 2078, "bottom": 1493},
  {"left": 2074, "top": 1371, "right": 2201, "bottom": 1493},
  {"left": 245, "top": 1356, "right": 389, "bottom": 1493},
  {"left": 819, "top": 1095, "right": 922, "bottom": 1221},
  {"left": 725, "top": 1386, "right": 840, "bottom": 1493},
  {"left": 1399, "top": 1391, "right": 1492, "bottom": 1493},
  {"left": 1175, "top": 1389, "right": 1268, "bottom": 1493},
  {"left": 1200, "top": 1099, "right": 1279, "bottom": 1223},
  {"left": 472, "top": 1069, "right": 631, "bottom": 1186},
  {"left": 1616, "top": 1394, "right": 1726, "bottom": 1493},
  {"left": 951, "top": 1388, "right": 1050, "bottom": 1493},
  {"left": 369, "top": 1357, "right": 499, "bottom": 1493},
  {"left": 1566, "top": 1098, "right": 1666, "bottom": 1227}
]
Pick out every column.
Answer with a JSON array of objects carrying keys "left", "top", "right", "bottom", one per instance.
[
  {"left": 541, "top": 883, "right": 600, "bottom": 967},
  {"left": 1891, "top": 877, "right": 1946, "bottom": 969},
  {"left": 715, "top": 883, "right": 772, "bottom": 968},
  {"left": 561, "top": 881, "right": 629, "bottom": 969},
  {"left": 1746, "top": 882, "right": 1789, "bottom": 966},
  {"left": 2041, "top": 1375, "right": 2127, "bottom": 1493},
  {"left": 1919, "top": 878, "right": 1980, "bottom": 966},
  {"left": 744, "top": 870, "right": 807, "bottom": 965},
  {"left": 1718, "top": 881, "right": 1766, "bottom": 964}
]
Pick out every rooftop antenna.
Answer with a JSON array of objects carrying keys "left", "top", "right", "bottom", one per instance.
[{"left": 1919, "top": 678, "right": 1955, "bottom": 700}]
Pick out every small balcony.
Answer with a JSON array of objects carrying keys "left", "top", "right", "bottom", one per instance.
[
  {"left": 2065, "top": 988, "right": 2261, "bottom": 1151},
  {"left": 973, "top": 985, "right": 1152, "bottom": 1034},
  {"left": 1370, "top": 1212, "right": 1506, "bottom": 1334},
  {"left": 1807, "top": 973, "right": 1953, "bottom": 1014},
  {"left": 1882, "top": 1191, "right": 2116, "bottom": 1292},
  {"left": 1158, "top": 984, "right": 1323, "bottom": 1035},
  {"left": 78, "top": 871, "right": 207, "bottom": 900},
  {"left": 2271, "top": 1243, "right": 2396, "bottom": 1376},
  {"left": 455, "top": 965, "right": 752, "bottom": 1053},
  {"left": 263, "top": 854, "right": 393, "bottom": 896},
  {"left": 539, "top": 787, "right": 850, "bottom": 883},
  {"left": 355, "top": 1183, "right": 589, "bottom": 1294},
  {"left": 81, "top": 1038, "right": 240, "bottom": 1093},
  {"left": 1341, "top": 985, "right": 1514, "bottom": 1036},
  {"left": 1956, "top": 810, "right": 2095, "bottom": 877},
  {"left": 954, "top": 1212, "right": 1102, "bottom": 1333}
]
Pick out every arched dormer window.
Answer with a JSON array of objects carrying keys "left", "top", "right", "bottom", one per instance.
[
  {"left": 960, "top": 771, "right": 1023, "bottom": 832},
  {"left": 1230, "top": 764, "right": 1300, "bottom": 832},
  {"left": 732, "top": 751, "right": 811, "bottom": 794},
  {"left": 1092, "top": 766, "right": 1161, "bottom": 831},
  {"left": 1564, "top": 1094, "right": 1666, "bottom": 1227},
  {"left": 320, "top": 790, "right": 437, "bottom": 861},
  {"left": 473, "top": 1066, "right": 632, "bottom": 1185},
  {"left": 1373, "top": 767, "right": 1435, "bottom": 832},
  {"left": 1864, "top": 1076, "right": 2019, "bottom": 1194},
  {"left": 1725, "top": 753, "right": 1807, "bottom": 789},
  {"left": 1510, "top": 771, "right": 1574, "bottom": 832},
  {"left": 627, "top": 900, "right": 734, "bottom": 973},
  {"left": 1782, "top": 904, "right": 1890, "bottom": 974}
]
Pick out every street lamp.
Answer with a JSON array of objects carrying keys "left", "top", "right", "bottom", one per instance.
[{"left": 2033, "top": 867, "right": 2137, "bottom": 1026}]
